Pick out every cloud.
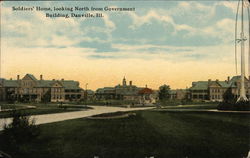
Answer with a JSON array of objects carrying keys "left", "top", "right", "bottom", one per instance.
[
  {"left": 1, "top": 3, "right": 115, "bottom": 49},
  {"left": 2, "top": 1, "right": 238, "bottom": 60},
  {"left": 128, "top": 10, "right": 174, "bottom": 29}
]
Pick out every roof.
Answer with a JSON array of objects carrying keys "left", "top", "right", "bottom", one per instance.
[
  {"left": 227, "top": 75, "right": 250, "bottom": 88},
  {"left": 189, "top": 76, "right": 248, "bottom": 90},
  {"left": 36, "top": 80, "right": 80, "bottom": 89},
  {"left": 229, "top": 76, "right": 241, "bottom": 84},
  {"left": 86, "top": 90, "right": 95, "bottom": 94},
  {"left": 25, "top": 74, "right": 37, "bottom": 81},
  {"left": 217, "top": 81, "right": 231, "bottom": 88},
  {"left": 36, "top": 80, "right": 53, "bottom": 87},
  {"left": 138, "top": 88, "right": 153, "bottom": 94},
  {"left": 60, "top": 80, "right": 80, "bottom": 89},
  {"left": 103, "top": 87, "right": 115, "bottom": 90},
  {"left": 3, "top": 80, "right": 19, "bottom": 87},
  {"left": 190, "top": 81, "right": 209, "bottom": 90},
  {"left": 96, "top": 87, "right": 115, "bottom": 93},
  {"left": 1, "top": 79, "right": 80, "bottom": 89},
  {"left": 115, "top": 84, "right": 137, "bottom": 88}
]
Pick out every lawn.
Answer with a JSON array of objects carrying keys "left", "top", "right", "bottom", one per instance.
[
  {"left": 0, "top": 110, "right": 249, "bottom": 158},
  {"left": 0, "top": 104, "right": 90, "bottom": 118},
  {"left": 160, "top": 104, "right": 218, "bottom": 110}
]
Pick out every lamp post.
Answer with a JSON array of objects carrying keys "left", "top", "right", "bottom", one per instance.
[{"left": 85, "top": 83, "right": 88, "bottom": 101}]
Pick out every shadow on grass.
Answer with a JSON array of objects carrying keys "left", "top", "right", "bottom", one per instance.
[{"left": 0, "top": 111, "right": 249, "bottom": 158}]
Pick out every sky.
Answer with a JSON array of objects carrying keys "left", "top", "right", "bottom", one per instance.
[{"left": 1, "top": 1, "right": 250, "bottom": 90}]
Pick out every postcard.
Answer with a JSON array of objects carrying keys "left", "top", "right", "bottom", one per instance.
[{"left": 0, "top": 0, "right": 249, "bottom": 158}]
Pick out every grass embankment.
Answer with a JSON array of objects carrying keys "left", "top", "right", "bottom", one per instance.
[
  {"left": 80, "top": 100, "right": 139, "bottom": 106},
  {"left": 0, "top": 104, "right": 27, "bottom": 110},
  {"left": 0, "top": 111, "right": 249, "bottom": 158},
  {"left": 0, "top": 104, "right": 90, "bottom": 118},
  {"left": 159, "top": 100, "right": 218, "bottom": 106},
  {"left": 160, "top": 104, "right": 218, "bottom": 110}
]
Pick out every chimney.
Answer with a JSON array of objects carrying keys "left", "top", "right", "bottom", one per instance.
[
  {"left": 17, "top": 75, "right": 20, "bottom": 80},
  {"left": 208, "top": 79, "right": 211, "bottom": 86},
  {"left": 145, "top": 84, "right": 147, "bottom": 88},
  {"left": 227, "top": 76, "right": 230, "bottom": 82},
  {"left": 40, "top": 75, "right": 43, "bottom": 80},
  {"left": 129, "top": 81, "right": 132, "bottom": 86}
]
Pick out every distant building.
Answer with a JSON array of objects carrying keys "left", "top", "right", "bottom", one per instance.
[
  {"left": 114, "top": 77, "right": 139, "bottom": 101},
  {"left": 189, "top": 76, "right": 250, "bottom": 102},
  {"left": 96, "top": 87, "right": 116, "bottom": 100},
  {"left": 170, "top": 89, "right": 189, "bottom": 100},
  {"left": 85, "top": 89, "right": 95, "bottom": 101},
  {"left": 0, "top": 74, "right": 83, "bottom": 102},
  {"left": 95, "top": 77, "right": 157, "bottom": 104},
  {"left": 138, "top": 87, "right": 157, "bottom": 104}
]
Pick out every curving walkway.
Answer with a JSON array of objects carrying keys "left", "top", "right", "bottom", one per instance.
[{"left": 0, "top": 106, "right": 154, "bottom": 131}]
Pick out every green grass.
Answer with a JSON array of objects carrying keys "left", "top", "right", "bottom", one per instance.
[
  {"left": 1, "top": 110, "right": 249, "bottom": 158},
  {"left": 0, "top": 104, "right": 89, "bottom": 118},
  {"left": 158, "top": 100, "right": 219, "bottom": 107},
  {"left": 160, "top": 104, "right": 218, "bottom": 110},
  {"left": 0, "top": 104, "right": 28, "bottom": 110},
  {"left": 80, "top": 100, "right": 140, "bottom": 106}
]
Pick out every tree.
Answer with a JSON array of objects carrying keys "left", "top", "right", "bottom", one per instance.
[
  {"left": 218, "top": 88, "right": 250, "bottom": 111},
  {"left": 41, "top": 90, "right": 51, "bottom": 104},
  {"left": 222, "top": 88, "right": 236, "bottom": 104},
  {"left": 1, "top": 110, "right": 40, "bottom": 155},
  {"left": 158, "top": 84, "right": 171, "bottom": 101}
]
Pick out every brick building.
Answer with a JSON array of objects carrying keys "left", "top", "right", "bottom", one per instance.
[
  {"left": 0, "top": 74, "right": 83, "bottom": 102},
  {"left": 189, "top": 76, "right": 250, "bottom": 102}
]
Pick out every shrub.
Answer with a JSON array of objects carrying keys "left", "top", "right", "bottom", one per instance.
[
  {"left": 218, "top": 88, "right": 250, "bottom": 111},
  {"left": 218, "top": 101, "right": 250, "bottom": 111},
  {"left": 1, "top": 110, "right": 40, "bottom": 154}
]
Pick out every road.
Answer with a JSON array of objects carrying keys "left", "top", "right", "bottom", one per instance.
[{"left": 0, "top": 106, "right": 154, "bottom": 131}]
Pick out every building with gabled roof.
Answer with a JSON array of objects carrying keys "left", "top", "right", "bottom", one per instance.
[
  {"left": 0, "top": 74, "right": 83, "bottom": 102},
  {"left": 138, "top": 87, "right": 157, "bottom": 104},
  {"left": 189, "top": 76, "right": 250, "bottom": 102},
  {"left": 95, "top": 77, "right": 157, "bottom": 104}
]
